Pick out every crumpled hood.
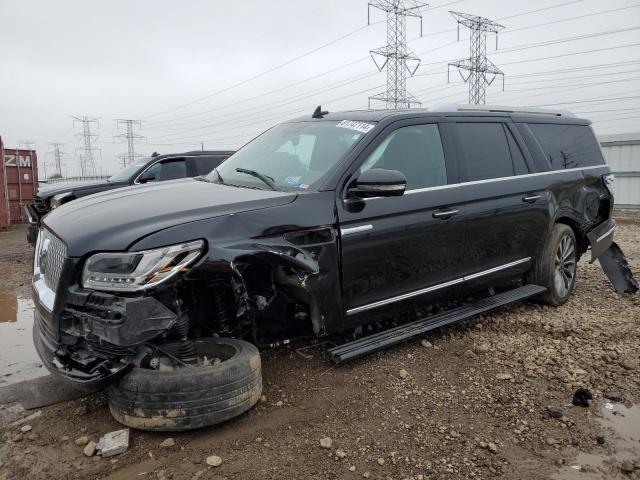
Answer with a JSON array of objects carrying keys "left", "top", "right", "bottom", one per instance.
[
  {"left": 43, "top": 178, "right": 297, "bottom": 256},
  {"left": 36, "top": 180, "right": 112, "bottom": 199}
]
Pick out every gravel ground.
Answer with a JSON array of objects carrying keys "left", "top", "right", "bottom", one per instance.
[{"left": 0, "top": 216, "right": 638, "bottom": 480}]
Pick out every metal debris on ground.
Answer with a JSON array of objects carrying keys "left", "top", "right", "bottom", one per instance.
[{"left": 96, "top": 428, "right": 130, "bottom": 457}]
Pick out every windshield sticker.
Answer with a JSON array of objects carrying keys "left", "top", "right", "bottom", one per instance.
[
  {"left": 284, "top": 175, "right": 302, "bottom": 187},
  {"left": 336, "top": 120, "right": 375, "bottom": 134}
]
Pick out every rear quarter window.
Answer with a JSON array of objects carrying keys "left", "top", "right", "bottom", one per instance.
[{"left": 528, "top": 124, "right": 604, "bottom": 170}]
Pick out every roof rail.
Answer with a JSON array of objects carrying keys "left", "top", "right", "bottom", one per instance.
[{"left": 430, "top": 103, "right": 576, "bottom": 118}]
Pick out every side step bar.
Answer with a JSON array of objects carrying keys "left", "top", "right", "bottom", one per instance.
[{"left": 329, "top": 284, "right": 546, "bottom": 364}]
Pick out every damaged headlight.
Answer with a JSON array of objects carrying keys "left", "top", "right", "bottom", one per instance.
[
  {"left": 50, "top": 192, "right": 74, "bottom": 209},
  {"left": 82, "top": 240, "right": 204, "bottom": 292}
]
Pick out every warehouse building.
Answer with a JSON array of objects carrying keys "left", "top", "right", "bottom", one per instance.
[{"left": 599, "top": 133, "right": 640, "bottom": 210}]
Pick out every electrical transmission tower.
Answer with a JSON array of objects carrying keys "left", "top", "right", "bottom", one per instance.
[
  {"left": 72, "top": 116, "right": 100, "bottom": 176},
  {"left": 367, "top": 0, "right": 427, "bottom": 109},
  {"left": 448, "top": 11, "right": 505, "bottom": 105},
  {"left": 114, "top": 119, "right": 145, "bottom": 167},
  {"left": 18, "top": 140, "right": 36, "bottom": 151},
  {"left": 48, "top": 143, "right": 66, "bottom": 177}
]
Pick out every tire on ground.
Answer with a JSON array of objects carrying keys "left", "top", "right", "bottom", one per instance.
[
  {"left": 108, "top": 338, "right": 262, "bottom": 431},
  {"left": 526, "top": 223, "right": 578, "bottom": 306}
]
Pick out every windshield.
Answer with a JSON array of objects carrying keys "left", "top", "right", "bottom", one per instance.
[
  {"left": 209, "top": 120, "right": 374, "bottom": 190},
  {"left": 108, "top": 159, "right": 149, "bottom": 182}
]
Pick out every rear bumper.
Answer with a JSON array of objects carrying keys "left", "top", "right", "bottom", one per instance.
[{"left": 587, "top": 218, "right": 616, "bottom": 262}]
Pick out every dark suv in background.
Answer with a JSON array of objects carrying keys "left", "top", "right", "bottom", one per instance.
[
  {"left": 25, "top": 150, "right": 234, "bottom": 244},
  {"left": 32, "top": 104, "right": 634, "bottom": 431}
]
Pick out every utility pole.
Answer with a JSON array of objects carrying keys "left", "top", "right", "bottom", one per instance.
[
  {"left": 114, "top": 119, "right": 145, "bottom": 167},
  {"left": 448, "top": 11, "right": 505, "bottom": 105},
  {"left": 72, "top": 116, "right": 100, "bottom": 176},
  {"left": 367, "top": 0, "right": 427, "bottom": 109},
  {"left": 48, "top": 142, "right": 66, "bottom": 177}
]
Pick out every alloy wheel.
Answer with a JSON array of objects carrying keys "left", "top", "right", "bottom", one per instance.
[{"left": 554, "top": 234, "right": 576, "bottom": 297}]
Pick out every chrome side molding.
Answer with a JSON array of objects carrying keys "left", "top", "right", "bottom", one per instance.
[{"left": 347, "top": 257, "right": 532, "bottom": 315}]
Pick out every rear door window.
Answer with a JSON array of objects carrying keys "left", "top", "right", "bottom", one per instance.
[
  {"left": 456, "top": 123, "right": 515, "bottom": 181},
  {"left": 528, "top": 124, "right": 604, "bottom": 170}
]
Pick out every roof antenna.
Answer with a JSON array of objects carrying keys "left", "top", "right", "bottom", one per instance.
[{"left": 312, "top": 105, "right": 329, "bottom": 119}]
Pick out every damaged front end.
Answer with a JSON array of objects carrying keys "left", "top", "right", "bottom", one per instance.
[{"left": 32, "top": 233, "right": 212, "bottom": 386}]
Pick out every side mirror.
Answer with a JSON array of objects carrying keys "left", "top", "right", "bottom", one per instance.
[
  {"left": 350, "top": 168, "right": 406, "bottom": 198},
  {"left": 138, "top": 170, "right": 156, "bottom": 184}
]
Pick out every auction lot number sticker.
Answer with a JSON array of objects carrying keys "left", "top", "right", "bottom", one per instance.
[{"left": 336, "top": 120, "right": 375, "bottom": 134}]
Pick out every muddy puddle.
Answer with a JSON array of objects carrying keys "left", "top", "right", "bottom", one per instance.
[
  {"left": 0, "top": 291, "right": 47, "bottom": 386},
  {"left": 553, "top": 402, "right": 640, "bottom": 479}
]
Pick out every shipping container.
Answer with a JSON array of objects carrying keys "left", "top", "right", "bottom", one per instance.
[
  {"left": 0, "top": 136, "right": 39, "bottom": 226},
  {"left": 0, "top": 137, "right": 8, "bottom": 229}
]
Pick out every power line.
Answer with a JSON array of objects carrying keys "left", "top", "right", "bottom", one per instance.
[
  {"left": 142, "top": 21, "right": 385, "bottom": 119},
  {"left": 501, "top": 3, "right": 640, "bottom": 36},
  {"left": 494, "top": 26, "right": 640, "bottom": 55},
  {"left": 142, "top": 0, "right": 587, "bottom": 127},
  {"left": 531, "top": 93, "right": 640, "bottom": 108}
]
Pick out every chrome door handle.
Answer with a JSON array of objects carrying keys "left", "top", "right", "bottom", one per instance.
[
  {"left": 433, "top": 209, "right": 459, "bottom": 219},
  {"left": 522, "top": 194, "right": 541, "bottom": 203}
]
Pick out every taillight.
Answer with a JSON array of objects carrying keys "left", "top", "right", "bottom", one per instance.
[{"left": 602, "top": 174, "right": 615, "bottom": 197}]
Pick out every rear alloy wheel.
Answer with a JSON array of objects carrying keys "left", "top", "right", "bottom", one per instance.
[
  {"left": 108, "top": 338, "right": 262, "bottom": 431},
  {"left": 526, "top": 223, "right": 578, "bottom": 306},
  {"left": 554, "top": 234, "right": 576, "bottom": 298}
]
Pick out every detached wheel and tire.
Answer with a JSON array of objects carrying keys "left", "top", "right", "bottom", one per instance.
[
  {"left": 108, "top": 338, "right": 262, "bottom": 432},
  {"left": 527, "top": 223, "right": 578, "bottom": 306}
]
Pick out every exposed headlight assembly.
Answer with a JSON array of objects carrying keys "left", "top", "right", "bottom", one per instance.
[
  {"left": 82, "top": 240, "right": 204, "bottom": 292},
  {"left": 50, "top": 192, "right": 73, "bottom": 209}
]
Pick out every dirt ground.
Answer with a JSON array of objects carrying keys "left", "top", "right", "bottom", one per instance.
[{"left": 0, "top": 216, "right": 639, "bottom": 480}]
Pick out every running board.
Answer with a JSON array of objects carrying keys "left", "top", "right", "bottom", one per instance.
[{"left": 329, "top": 284, "right": 546, "bottom": 364}]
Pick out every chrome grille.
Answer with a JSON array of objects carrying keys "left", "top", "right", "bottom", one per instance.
[{"left": 37, "top": 229, "right": 67, "bottom": 292}]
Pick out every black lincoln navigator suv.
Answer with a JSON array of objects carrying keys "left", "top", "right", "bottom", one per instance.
[{"left": 32, "top": 105, "right": 624, "bottom": 431}]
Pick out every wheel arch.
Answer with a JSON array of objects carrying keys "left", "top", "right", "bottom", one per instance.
[{"left": 554, "top": 216, "right": 587, "bottom": 258}]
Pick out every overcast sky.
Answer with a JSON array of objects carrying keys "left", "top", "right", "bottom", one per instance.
[{"left": 1, "top": 0, "right": 639, "bottom": 178}]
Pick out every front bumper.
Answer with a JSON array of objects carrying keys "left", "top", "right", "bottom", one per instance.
[
  {"left": 33, "top": 310, "right": 124, "bottom": 388},
  {"left": 32, "top": 280, "right": 177, "bottom": 386}
]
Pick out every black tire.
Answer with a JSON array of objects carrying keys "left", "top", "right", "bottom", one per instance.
[
  {"left": 108, "top": 338, "right": 262, "bottom": 432},
  {"left": 526, "top": 223, "right": 578, "bottom": 306}
]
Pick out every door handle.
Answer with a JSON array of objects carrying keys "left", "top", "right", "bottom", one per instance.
[
  {"left": 522, "top": 194, "right": 541, "bottom": 203},
  {"left": 433, "top": 209, "right": 459, "bottom": 219}
]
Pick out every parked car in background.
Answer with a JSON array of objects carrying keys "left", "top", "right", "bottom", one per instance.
[
  {"left": 25, "top": 150, "right": 234, "bottom": 245},
  {"left": 32, "top": 104, "right": 636, "bottom": 433}
]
